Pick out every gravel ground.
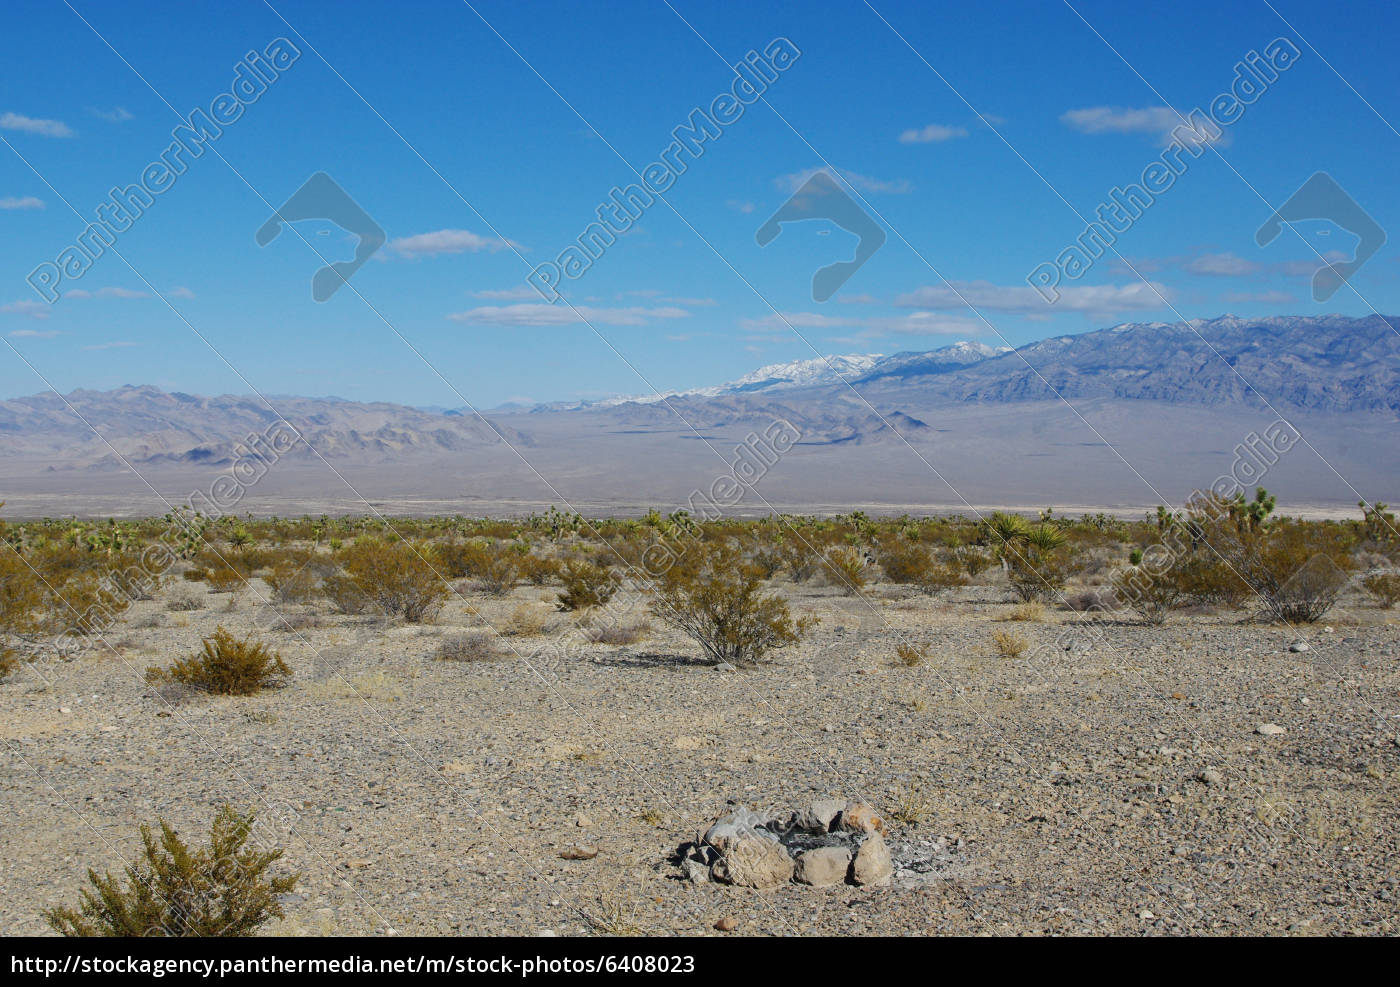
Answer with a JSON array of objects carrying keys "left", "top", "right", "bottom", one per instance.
[{"left": 2, "top": 574, "right": 1397, "bottom": 937}]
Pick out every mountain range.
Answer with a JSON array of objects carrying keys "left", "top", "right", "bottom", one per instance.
[{"left": 1, "top": 314, "right": 1395, "bottom": 517}]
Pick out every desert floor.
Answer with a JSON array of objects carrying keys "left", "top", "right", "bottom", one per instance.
[{"left": 2, "top": 573, "right": 1397, "bottom": 937}]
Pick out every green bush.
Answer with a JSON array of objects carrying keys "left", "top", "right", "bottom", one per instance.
[
  {"left": 43, "top": 805, "right": 297, "bottom": 937},
  {"left": 555, "top": 560, "right": 620, "bottom": 612}
]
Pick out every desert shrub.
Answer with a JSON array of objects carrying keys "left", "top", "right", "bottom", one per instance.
[
  {"left": 555, "top": 560, "right": 620, "bottom": 612},
  {"left": 584, "top": 620, "right": 649, "bottom": 646},
  {"left": 880, "top": 541, "right": 966, "bottom": 593},
  {"left": 43, "top": 804, "right": 297, "bottom": 937},
  {"left": 145, "top": 627, "right": 290, "bottom": 695},
  {"left": 436, "top": 631, "right": 502, "bottom": 662},
  {"left": 894, "top": 642, "right": 929, "bottom": 667},
  {"left": 748, "top": 545, "right": 785, "bottom": 579},
  {"left": 0, "top": 645, "right": 16, "bottom": 681},
  {"left": 1005, "top": 547, "right": 1071, "bottom": 603},
  {"left": 326, "top": 538, "right": 448, "bottom": 622},
  {"left": 1362, "top": 572, "right": 1400, "bottom": 608},
  {"left": 165, "top": 586, "right": 204, "bottom": 612},
  {"left": 1171, "top": 554, "right": 1252, "bottom": 608},
  {"left": 1063, "top": 586, "right": 1120, "bottom": 613},
  {"left": 518, "top": 554, "right": 560, "bottom": 586},
  {"left": 271, "top": 613, "right": 320, "bottom": 633},
  {"left": 107, "top": 562, "right": 161, "bottom": 602},
  {"left": 650, "top": 543, "right": 810, "bottom": 666},
  {"left": 263, "top": 553, "right": 332, "bottom": 604},
  {"left": 1113, "top": 565, "right": 1186, "bottom": 625},
  {"left": 182, "top": 568, "right": 207, "bottom": 582},
  {"left": 777, "top": 539, "right": 822, "bottom": 582},
  {"left": 991, "top": 629, "right": 1029, "bottom": 659},
  {"left": 502, "top": 603, "right": 551, "bottom": 637},
  {"left": 439, "top": 540, "right": 520, "bottom": 595},
  {"left": 822, "top": 547, "right": 867, "bottom": 595},
  {"left": 954, "top": 545, "right": 994, "bottom": 578},
  {"left": 1187, "top": 496, "right": 1355, "bottom": 622},
  {"left": 203, "top": 562, "right": 245, "bottom": 594}
]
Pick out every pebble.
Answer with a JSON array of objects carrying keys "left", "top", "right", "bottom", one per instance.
[{"left": 1256, "top": 723, "right": 1286, "bottom": 736}]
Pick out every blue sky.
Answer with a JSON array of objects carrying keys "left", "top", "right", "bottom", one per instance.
[{"left": 2, "top": 0, "right": 1396, "bottom": 409}]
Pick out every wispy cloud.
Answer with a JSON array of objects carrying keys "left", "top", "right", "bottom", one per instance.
[
  {"left": 448, "top": 304, "right": 690, "bottom": 327},
  {"left": 1060, "top": 106, "right": 1222, "bottom": 147},
  {"left": 895, "top": 279, "right": 1172, "bottom": 314},
  {"left": 775, "top": 167, "right": 912, "bottom": 195},
  {"left": 0, "top": 195, "right": 43, "bottom": 210},
  {"left": 0, "top": 112, "right": 74, "bottom": 138},
  {"left": 471, "top": 286, "right": 536, "bottom": 301},
  {"left": 8, "top": 328, "right": 61, "bottom": 338},
  {"left": 387, "top": 229, "right": 520, "bottom": 257},
  {"left": 726, "top": 199, "right": 756, "bottom": 214},
  {"left": 168, "top": 286, "right": 196, "bottom": 299},
  {"left": 1, "top": 300, "right": 50, "bottom": 319},
  {"left": 1181, "top": 252, "right": 1260, "bottom": 277},
  {"left": 89, "top": 106, "right": 134, "bottom": 123},
  {"left": 82, "top": 341, "right": 139, "bottom": 351},
  {"left": 64, "top": 286, "right": 150, "bottom": 300},
  {"left": 898, "top": 123, "right": 969, "bottom": 144},
  {"left": 740, "top": 310, "right": 984, "bottom": 338}
]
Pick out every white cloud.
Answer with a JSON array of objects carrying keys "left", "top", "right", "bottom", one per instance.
[
  {"left": 0, "top": 196, "right": 43, "bottom": 210},
  {"left": 82, "top": 341, "right": 138, "bottom": 351},
  {"left": 1060, "top": 106, "right": 1224, "bottom": 148},
  {"left": 471, "top": 286, "right": 537, "bottom": 300},
  {"left": 775, "top": 167, "right": 912, "bottom": 195},
  {"left": 739, "top": 310, "right": 985, "bottom": 338},
  {"left": 90, "top": 106, "right": 134, "bottom": 123},
  {"left": 1, "top": 300, "right": 50, "bottom": 319},
  {"left": 97, "top": 286, "right": 148, "bottom": 299},
  {"left": 0, "top": 112, "right": 74, "bottom": 138},
  {"left": 1181, "top": 252, "right": 1260, "bottom": 277},
  {"left": 388, "top": 229, "right": 519, "bottom": 257},
  {"left": 898, "top": 123, "right": 969, "bottom": 144},
  {"left": 448, "top": 304, "right": 690, "bottom": 327},
  {"left": 895, "top": 279, "right": 1172, "bottom": 314},
  {"left": 168, "top": 286, "right": 196, "bottom": 299},
  {"left": 8, "top": 328, "right": 60, "bottom": 338},
  {"left": 727, "top": 199, "right": 756, "bottom": 214}
]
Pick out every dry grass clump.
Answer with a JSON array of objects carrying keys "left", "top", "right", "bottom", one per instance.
[
  {"left": 436, "top": 631, "right": 504, "bottom": 662},
  {"left": 894, "top": 641, "right": 930, "bottom": 667},
  {"left": 1063, "top": 587, "right": 1119, "bottom": 612},
  {"left": 43, "top": 805, "right": 298, "bottom": 937},
  {"left": 822, "top": 546, "right": 867, "bottom": 595},
  {"left": 1001, "top": 602, "right": 1045, "bottom": 622},
  {"left": 439, "top": 539, "right": 521, "bottom": 595},
  {"left": 556, "top": 560, "right": 620, "bottom": 612},
  {"left": 165, "top": 585, "right": 204, "bottom": 611},
  {"left": 502, "top": 603, "right": 552, "bottom": 637},
  {"left": 991, "top": 629, "right": 1030, "bottom": 659},
  {"left": 584, "top": 620, "right": 649, "bottom": 646},
  {"left": 146, "top": 627, "right": 291, "bottom": 695}
]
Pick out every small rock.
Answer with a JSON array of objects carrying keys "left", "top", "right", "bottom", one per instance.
[
  {"left": 1256, "top": 723, "right": 1286, "bottom": 736},
  {"left": 1289, "top": 640, "right": 1309, "bottom": 653},
  {"left": 681, "top": 858, "right": 710, "bottom": 884},
  {"left": 1198, "top": 768, "right": 1223, "bottom": 785},
  {"left": 714, "top": 915, "right": 737, "bottom": 932},
  {"left": 795, "top": 799, "right": 845, "bottom": 832},
  {"left": 850, "top": 832, "right": 893, "bottom": 886},
  {"left": 794, "top": 847, "right": 851, "bottom": 887},
  {"left": 838, "top": 802, "right": 885, "bottom": 834},
  {"left": 714, "top": 662, "right": 736, "bottom": 672},
  {"left": 559, "top": 845, "right": 598, "bottom": 860},
  {"left": 710, "top": 837, "right": 795, "bottom": 890},
  {"left": 342, "top": 859, "right": 374, "bottom": 869},
  {"left": 575, "top": 814, "right": 593, "bottom": 828}
]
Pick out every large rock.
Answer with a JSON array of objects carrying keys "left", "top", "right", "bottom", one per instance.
[
  {"left": 702, "top": 809, "right": 773, "bottom": 852},
  {"left": 795, "top": 799, "right": 846, "bottom": 832},
  {"left": 794, "top": 847, "right": 851, "bottom": 887},
  {"left": 838, "top": 802, "right": 885, "bottom": 834},
  {"left": 850, "top": 832, "right": 893, "bottom": 886},
  {"left": 710, "top": 837, "right": 795, "bottom": 890}
]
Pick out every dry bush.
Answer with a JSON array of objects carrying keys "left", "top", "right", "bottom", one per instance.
[
  {"left": 43, "top": 804, "right": 297, "bottom": 937},
  {"left": 440, "top": 539, "right": 520, "bottom": 595},
  {"left": 556, "top": 560, "right": 620, "bottom": 612},
  {"left": 880, "top": 543, "right": 968, "bottom": 596},
  {"left": 263, "top": 553, "right": 332, "bottom": 604},
  {"left": 145, "top": 627, "right": 290, "bottom": 696},
  {"left": 203, "top": 562, "right": 245, "bottom": 595},
  {"left": 777, "top": 539, "right": 822, "bottom": 582},
  {"left": 650, "top": 543, "right": 810, "bottom": 666},
  {"left": 954, "top": 545, "right": 994, "bottom": 578},
  {"left": 822, "top": 546, "right": 867, "bottom": 595},
  {"left": 0, "top": 644, "right": 17, "bottom": 681},
  {"left": 326, "top": 538, "right": 449, "bottom": 622},
  {"left": 518, "top": 554, "right": 560, "bottom": 587},
  {"left": 1362, "top": 572, "right": 1400, "bottom": 608},
  {"left": 165, "top": 585, "right": 204, "bottom": 612},
  {"left": 1005, "top": 547, "right": 1072, "bottom": 603},
  {"left": 1062, "top": 587, "right": 1119, "bottom": 612},
  {"left": 585, "top": 620, "right": 649, "bottom": 646},
  {"left": 1113, "top": 565, "right": 1186, "bottom": 625},
  {"left": 991, "top": 629, "right": 1029, "bottom": 659},
  {"left": 894, "top": 642, "right": 930, "bottom": 667},
  {"left": 436, "top": 631, "right": 503, "bottom": 662},
  {"left": 271, "top": 612, "right": 320, "bottom": 633},
  {"left": 502, "top": 603, "right": 551, "bottom": 637}
]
